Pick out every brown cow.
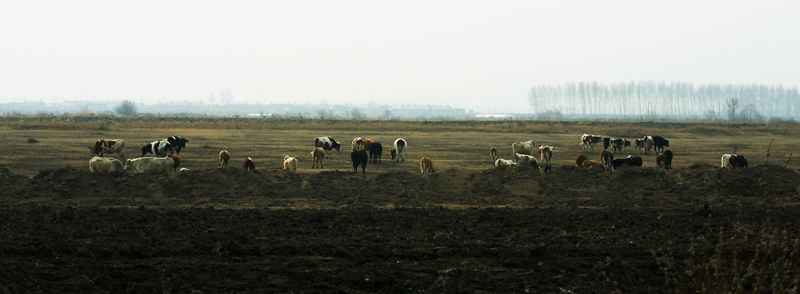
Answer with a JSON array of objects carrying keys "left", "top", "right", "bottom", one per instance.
[
  {"left": 243, "top": 157, "right": 256, "bottom": 171},
  {"left": 167, "top": 154, "right": 181, "bottom": 172},
  {"left": 656, "top": 150, "right": 673, "bottom": 169},
  {"left": 538, "top": 146, "right": 553, "bottom": 168},
  {"left": 351, "top": 137, "right": 365, "bottom": 152},
  {"left": 311, "top": 147, "right": 325, "bottom": 169},
  {"left": 490, "top": 147, "right": 498, "bottom": 163},
  {"left": 633, "top": 139, "right": 645, "bottom": 154},
  {"left": 419, "top": 157, "right": 435, "bottom": 175},
  {"left": 600, "top": 149, "right": 615, "bottom": 171},
  {"left": 218, "top": 150, "right": 230, "bottom": 167},
  {"left": 575, "top": 154, "right": 589, "bottom": 167},
  {"left": 582, "top": 159, "right": 606, "bottom": 171}
]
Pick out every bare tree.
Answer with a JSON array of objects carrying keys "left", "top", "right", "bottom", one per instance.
[
  {"left": 726, "top": 97, "right": 739, "bottom": 122},
  {"left": 739, "top": 104, "right": 764, "bottom": 123},
  {"left": 218, "top": 89, "right": 234, "bottom": 105},
  {"left": 114, "top": 100, "right": 137, "bottom": 116},
  {"left": 208, "top": 92, "right": 216, "bottom": 105},
  {"left": 349, "top": 108, "right": 364, "bottom": 119}
]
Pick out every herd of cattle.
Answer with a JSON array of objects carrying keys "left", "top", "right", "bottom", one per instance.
[
  {"left": 491, "top": 133, "right": 748, "bottom": 172},
  {"left": 86, "top": 133, "right": 749, "bottom": 176}
]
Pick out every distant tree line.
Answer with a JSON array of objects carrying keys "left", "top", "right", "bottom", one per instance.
[{"left": 528, "top": 81, "right": 800, "bottom": 118}]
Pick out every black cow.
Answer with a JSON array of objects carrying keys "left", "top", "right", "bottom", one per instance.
[
  {"left": 314, "top": 137, "right": 341, "bottom": 159},
  {"left": 603, "top": 138, "right": 611, "bottom": 150},
  {"left": 351, "top": 150, "right": 368, "bottom": 174},
  {"left": 611, "top": 155, "right": 643, "bottom": 170},
  {"left": 142, "top": 140, "right": 173, "bottom": 157},
  {"left": 167, "top": 136, "right": 189, "bottom": 154},
  {"left": 369, "top": 142, "right": 383, "bottom": 164},
  {"left": 730, "top": 154, "right": 749, "bottom": 168},
  {"left": 652, "top": 136, "right": 670, "bottom": 154}
]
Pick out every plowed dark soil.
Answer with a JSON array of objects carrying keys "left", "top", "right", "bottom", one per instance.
[{"left": 1, "top": 164, "right": 799, "bottom": 293}]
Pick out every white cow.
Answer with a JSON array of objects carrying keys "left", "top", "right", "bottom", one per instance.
[
  {"left": 89, "top": 139, "right": 126, "bottom": 160},
  {"left": 514, "top": 153, "right": 540, "bottom": 169},
  {"left": 495, "top": 158, "right": 516, "bottom": 167},
  {"left": 391, "top": 138, "right": 407, "bottom": 162},
  {"left": 511, "top": 140, "right": 535, "bottom": 162},
  {"left": 89, "top": 156, "right": 123, "bottom": 173},
  {"left": 283, "top": 155, "right": 298, "bottom": 173},
  {"left": 124, "top": 157, "right": 174, "bottom": 175},
  {"left": 643, "top": 136, "right": 654, "bottom": 155}
]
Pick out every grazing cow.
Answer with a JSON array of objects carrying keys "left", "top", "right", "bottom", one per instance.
[
  {"left": 166, "top": 136, "right": 189, "bottom": 154},
  {"left": 89, "top": 139, "right": 126, "bottom": 160},
  {"left": 655, "top": 150, "right": 673, "bottom": 169},
  {"left": 582, "top": 159, "right": 606, "bottom": 171},
  {"left": 580, "top": 134, "right": 602, "bottom": 152},
  {"left": 351, "top": 150, "right": 368, "bottom": 174},
  {"left": 515, "top": 153, "right": 541, "bottom": 169},
  {"left": 490, "top": 147, "right": 498, "bottom": 163},
  {"left": 575, "top": 154, "right": 589, "bottom": 167},
  {"left": 600, "top": 149, "right": 615, "bottom": 171},
  {"left": 89, "top": 156, "right": 123, "bottom": 173},
  {"left": 609, "top": 138, "right": 630, "bottom": 153},
  {"left": 314, "top": 137, "right": 340, "bottom": 159},
  {"left": 643, "top": 136, "right": 655, "bottom": 155},
  {"left": 731, "top": 154, "right": 748, "bottom": 168},
  {"left": 633, "top": 139, "right": 645, "bottom": 154},
  {"left": 652, "top": 136, "right": 670, "bottom": 154},
  {"left": 123, "top": 157, "right": 174, "bottom": 175},
  {"left": 495, "top": 158, "right": 516, "bottom": 167},
  {"left": 141, "top": 140, "right": 173, "bottom": 157},
  {"left": 243, "top": 157, "right": 256, "bottom": 171},
  {"left": 311, "top": 147, "right": 325, "bottom": 168},
  {"left": 369, "top": 142, "right": 383, "bottom": 164},
  {"left": 611, "top": 155, "right": 643, "bottom": 170},
  {"left": 167, "top": 154, "right": 181, "bottom": 172},
  {"left": 351, "top": 137, "right": 365, "bottom": 152},
  {"left": 722, "top": 154, "right": 749, "bottom": 169},
  {"left": 603, "top": 138, "right": 611, "bottom": 150},
  {"left": 511, "top": 140, "right": 536, "bottom": 161},
  {"left": 283, "top": 155, "right": 298, "bottom": 173},
  {"left": 538, "top": 146, "right": 553, "bottom": 168},
  {"left": 218, "top": 150, "right": 230, "bottom": 167},
  {"left": 391, "top": 138, "right": 407, "bottom": 162},
  {"left": 419, "top": 157, "right": 435, "bottom": 175}
]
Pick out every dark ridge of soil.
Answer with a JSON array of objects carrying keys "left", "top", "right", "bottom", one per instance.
[{"left": 0, "top": 165, "right": 799, "bottom": 293}]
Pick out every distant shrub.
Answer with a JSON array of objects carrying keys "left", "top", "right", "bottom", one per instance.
[{"left": 27, "top": 138, "right": 38, "bottom": 143}]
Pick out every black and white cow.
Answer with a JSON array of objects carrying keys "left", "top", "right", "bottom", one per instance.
[
  {"left": 351, "top": 150, "right": 368, "bottom": 174},
  {"left": 142, "top": 140, "right": 173, "bottom": 157},
  {"left": 609, "top": 138, "right": 630, "bottom": 153},
  {"left": 722, "top": 154, "right": 749, "bottom": 169},
  {"left": 166, "top": 136, "right": 189, "bottom": 154},
  {"left": 611, "top": 155, "right": 643, "bottom": 170},
  {"left": 314, "top": 137, "right": 341, "bottom": 159},
  {"left": 652, "top": 136, "right": 670, "bottom": 154}
]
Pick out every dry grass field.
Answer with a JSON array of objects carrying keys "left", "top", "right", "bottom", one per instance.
[
  {"left": 1, "top": 117, "right": 799, "bottom": 293},
  {"left": 2, "top": 118, "right": 798, "bottom": 176}
]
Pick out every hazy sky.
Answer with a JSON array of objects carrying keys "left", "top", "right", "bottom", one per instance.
[{"left": 2, "top": 1, "right": 798, "bottom": 113}]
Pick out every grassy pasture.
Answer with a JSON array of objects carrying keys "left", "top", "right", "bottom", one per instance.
[{"left": 1, "top": 118, "right": 798, "bottom": 177}]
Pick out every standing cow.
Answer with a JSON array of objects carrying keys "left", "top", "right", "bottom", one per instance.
[
  {"left": 89, "top": 139, "right": 126, "bottom": 160},
  {"left": 369, "top": 142, "right": 383, "bottom": 164},
  {"left": 351, "top": 150, "right": 368, "bottom": 174},
  {"left": 511, "top": 140, "right": 535, "bottom": 161},
  {"left": 656, "top": 150, "right": 673, "bottom": 169},
  {"left": 391, "top": 138, "right": 407, "bottom": 162},
  {"left": 243, "top": 157, "right": 256, "bottom": 171},
  {"left": 283, "top": 155, "right": 298, "bottom": 173},
  {"left": 652, "top": 136, "right": 670, "bottom": 154},
  {"left": 311, "top": 147, "right": 325, "bottom": 169},
  {"left": 166, "top": 136, "right": 189, "bottom": 154},
  {"left": 142, "top": 140, "right": 173, "bottom": 157},
  {"left": 219, "top": 150, "right": 231, "bottom": 167},
  {"left": 419, "top": 157, "right": 435, "bottom": 175},
  {"left": 314, "top": 137, "right": 340, "bottom": 159}
]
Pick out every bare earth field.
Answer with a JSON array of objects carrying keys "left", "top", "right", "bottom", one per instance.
[{"left": 1, "top": 119, "right": 799, "bottom": 293}]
